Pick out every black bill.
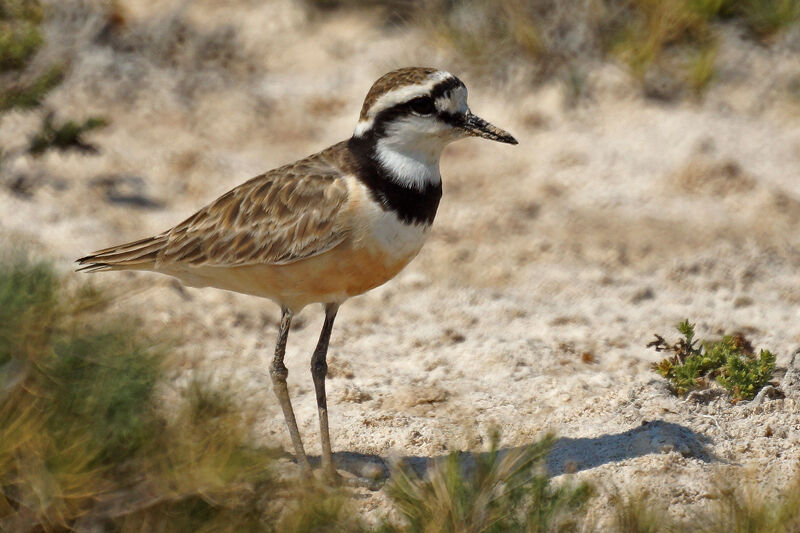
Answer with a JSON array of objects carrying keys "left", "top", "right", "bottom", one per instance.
[{"left": 461, "top": 112, "right": 518, "bottom": 145}]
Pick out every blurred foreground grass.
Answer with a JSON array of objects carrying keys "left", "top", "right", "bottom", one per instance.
[
  {"left": 1, "top": 260, "right": 799, "bottom": 531},
  {"left": 0, "top": 259, "right": 592, "bottom": 531},
  {"left": 610, "top": 473, "right": 800, "bottom": 532},
  {"left": 0, "top": 259, "right": 288, "bottom": 531}
]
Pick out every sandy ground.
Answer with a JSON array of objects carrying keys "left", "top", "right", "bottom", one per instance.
[{"left": 2, "top": 0, "right": 800, "bottom": 525}]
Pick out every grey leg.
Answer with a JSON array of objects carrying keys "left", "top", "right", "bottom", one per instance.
[
  {"left": 311, "top": 303, "right": 339, "bottom": 481},
  {"left": 269, "top": 307, "right": 311, "bottom": 475}
]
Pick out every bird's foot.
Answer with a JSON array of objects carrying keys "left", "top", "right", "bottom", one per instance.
[
  {"left": 320, "top": 467, "right": 382, "bottom": 490},
  {"left": 321, "top": 466, "right": 344, "bottom": 486}
]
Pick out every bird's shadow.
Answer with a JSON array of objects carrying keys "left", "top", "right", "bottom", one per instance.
[{"left": 311, "top": 420, "right": 718, "bottom": 483}]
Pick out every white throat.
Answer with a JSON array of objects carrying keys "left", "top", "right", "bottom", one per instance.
[{"left": 373, "top": 126, "right": 446, "bottom": 190}]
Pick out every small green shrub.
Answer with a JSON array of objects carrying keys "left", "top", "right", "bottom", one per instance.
[
  {"left": 649, "top": 319, "right": 776, "bottom": 401},
  {"left": 383, "top": 431, "right": 592, "bottom": 533},
  {"left": 0, "top": 65, "right": 63, "bottom": 112},
  {"left": 28, "top": 112, "right": 108, "bottom": 156}
]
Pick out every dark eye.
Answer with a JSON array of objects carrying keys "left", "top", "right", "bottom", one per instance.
[{"left": 408, "top": 96, "right": 435, "bottom": 116}]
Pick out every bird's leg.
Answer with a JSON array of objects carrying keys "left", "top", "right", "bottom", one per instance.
[
  {"left": 311, "top": 303, "right": 339, "bottom": 482},
  {"left": 269, "top": 307, "right": 311, "bottom": 476}
]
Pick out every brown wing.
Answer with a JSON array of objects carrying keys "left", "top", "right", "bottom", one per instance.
[{"left": 157, "top": 152, "right": 350, "bottom": 267}]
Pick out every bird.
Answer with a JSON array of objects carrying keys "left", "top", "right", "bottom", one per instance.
[{"left": 77, "top": 67, "right": 517, "bottom": 483}]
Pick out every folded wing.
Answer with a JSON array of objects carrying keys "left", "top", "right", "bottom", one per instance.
[{"left": 77, "top": 149, "right": 350, "bottom": 271}]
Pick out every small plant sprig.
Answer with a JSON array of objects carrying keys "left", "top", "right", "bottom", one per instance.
[
  {"left": 28, "top": 112, "right": 108, "bottom": 156},
  {"left": 648, "top": 319, "right": 776, "bottom": 401}
]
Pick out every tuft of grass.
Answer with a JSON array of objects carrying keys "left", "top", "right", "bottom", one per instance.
[
  {"left": 115, "top": 376, "right": 283, "bottom": 533},
  {"left": 649, "top": 319, "right": 776, "bottom": 401},
  {"left": 0, "top": 258, "right": 161, "bottom": 529},
  {"left": 609, "top": 0, "right": 713, "bottom": 82},
  {"left": 607, "top": 472, "right": 800, "bottom": 533},
  {"left": 733, "top": 0, "right": 800, "bottom": 38},
  {"left": 28, "top": 112, "right": 109, "bottom": 156},
  {"left": 278, "top": 484, "right": 366, "bottom": 533},
  {"left": 687, "top": 42, "right": 717, "bottom": 98},
  {"left": 0, "top": 0, "right": 44, "bottom": 71},
  {"left": 609, "top": 489, "right": 676, "bottom": 533},
  {"left": 0, "top": 0, "right": 63, "bottom": 113},
  {"left": 383, "top": 431, "right": 592, "bottom": 533},
  {"left": 699, "top": 472, "right": 800, "bottom": 533},
  {"left": 0, "top": 65, "right": 64, "bottom": 112}
]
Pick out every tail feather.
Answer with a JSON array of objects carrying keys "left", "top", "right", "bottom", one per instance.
[{"left": 76, "top": 233, "right": 168, "bottom": 272}]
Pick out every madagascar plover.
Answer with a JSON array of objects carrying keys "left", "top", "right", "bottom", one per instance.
[{"left": 77, "top": 67, "right": 517, "bottom": 482}]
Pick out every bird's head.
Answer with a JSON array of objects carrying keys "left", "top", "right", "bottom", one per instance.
[
  {"left": 354, "top": 67, "right": 517, "bottom": 148},
  {"left": 350, "top": 67, "right": 517, "bottom": 189}
]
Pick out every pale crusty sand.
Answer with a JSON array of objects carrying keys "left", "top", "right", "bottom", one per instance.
[{"left": 2, "top": 0, "right": 799, "bottom": 524}]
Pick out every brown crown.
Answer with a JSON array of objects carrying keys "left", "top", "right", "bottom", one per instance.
[{"left": 359, "top": 67, "right": 439, "bottom": 120}]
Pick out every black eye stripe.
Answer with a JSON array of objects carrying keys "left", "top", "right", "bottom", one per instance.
[
  {"left": 365, "top": 76, "right": 466, "bottom": 136},
  {"left": 370, "top": 99, "right": 435, "bottom": 133},
  {"left": 409, "top": 96, "right": 435, "bottom": 115}
]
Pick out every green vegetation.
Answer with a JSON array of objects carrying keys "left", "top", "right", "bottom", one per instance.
[
  {"left": 610, "top": 474, "right": 800, "bottom": 532},
  {"left": 0, "top": 259, "right": 158, "bottom": 528},
  {"left": 687, "top": 43, "right": 718, "bottom": 98},
  {"left": 649, "top": 319, "right": 776, "bottom": 401},
  {"left": 0, "top": 0, "right": 43, "bottom": 71},
  {"left": 0, "top": 0, "right": 106, "bottom": 168},
  {"left": 0, "top": 0, "right": 57, "bottom": 112},
  {"left": 306, "top": 0, "right": 800, "bottom": 99},
  {"left": 733, "top": 0, "right": 800, "bottom": 37},
  {"left": 28, "top": 113, "right": 108, "bottom": 156},
  {"left": 0, "top": 64, "right": 63, "bottom": 112},
  {"left": 609, "top": 489, "right": 671, "bottom": 533},
  {"left": 0, "top": 259, "right": 284, "bottom": 530},
  {"left": 701, "top": 474, "right": 800, "bottom": 533},
  {"left": 608, "top": 0, "right": 798, "bottom": 96},
  {"left": 384, "top": 431, "right": 592, "bottom": 533}
]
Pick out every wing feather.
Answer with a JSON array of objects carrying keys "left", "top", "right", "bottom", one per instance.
[{"left": 157, "top": 150, "right": 350, "bottom": 267}]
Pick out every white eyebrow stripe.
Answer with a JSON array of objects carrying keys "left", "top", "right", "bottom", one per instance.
[
  {"left": 366, "top": 71, "right": 452, "bottom": 119},
  {"left": 354, "top": 71, "right": 454, "bottom": 137}
]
